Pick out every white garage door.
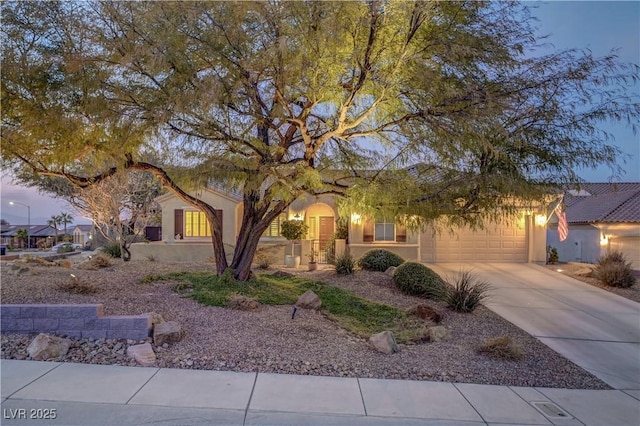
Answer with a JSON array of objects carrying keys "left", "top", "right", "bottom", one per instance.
[
  {"left": 609, "top": 237, "right": 640, "bottom": 270},
  {"left": 434, "top": 224, "right": 528, "bottom": 262}
]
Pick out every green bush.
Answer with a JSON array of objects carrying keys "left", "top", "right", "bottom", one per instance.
[
  {"left": 444, "top": 270, "right": 491, "bottom": 312},
  {"left": 393, "top": 262, "right": 445, "bottom": 299},
  {"left": 594, "top": 251, "right": 636, "bottom": 288},
  {"left": 546, "top": 245, "right": 559, "bottom": 264},
  {"left": 357, "top": 249, "right": 404, "bottom": 271},
  {"left": 101, "top": 242, "right": 121, "bottom": 258},
  {"left": 335, "top": 252, "right": 355, "bottom": 275}
]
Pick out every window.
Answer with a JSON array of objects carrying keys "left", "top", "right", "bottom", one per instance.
[
  {"left": 363, "top": 217, "right": 407, "bottom": 243},
  {"left": 375, "top": 218, "right": 395, "bottom": 241},
  {"left": 263, "top": 213, "right": 287, "bottom": 237},
  {"left": 185, "top": 211, "right": 211, "bottom": 237}
]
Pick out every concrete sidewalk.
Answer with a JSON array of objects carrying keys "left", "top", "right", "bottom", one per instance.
[{"left": 2, "top": 359, "right": 639, "bottom": 425}]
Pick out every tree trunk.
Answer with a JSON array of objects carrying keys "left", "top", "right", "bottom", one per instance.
[{"left": 229, "top": 192, "right": 289, "bottom": 280}]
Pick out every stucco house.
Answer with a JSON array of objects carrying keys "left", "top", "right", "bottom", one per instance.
[
  {"left": 547, "top": 183, "right": 640, "bottom": 269},
  {"left": 131, "top": 185, "right": 548, "bottom": 265},
  {"left": 72, "top": 224, "right": 97, "bottom": 249}
]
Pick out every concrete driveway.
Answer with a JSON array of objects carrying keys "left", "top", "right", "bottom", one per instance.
[{"left": 430, "top": 263, "right": 640, "bottom": 391}]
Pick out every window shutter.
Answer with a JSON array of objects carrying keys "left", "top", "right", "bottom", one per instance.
[
  {"left": 363, "top": 219, "right": 374, "bottom": 243},
  {"left": 396, "top": 223, "right": 407, "bottom": 243},
  {"left": 174, "top": 209, "right": 183, "bottom": 239}
]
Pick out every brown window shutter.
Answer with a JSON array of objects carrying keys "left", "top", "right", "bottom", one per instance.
[
  {"left": 363, "top": 219, "right": 374, "bottom": 243},
  {"left": 174, "top": 209, "right": 183, "bottom": 239},
  {"left": 396, "top": 223, "right": 407, "bottom": 243},
  {"left": 215, "top": 209, "right": 223, "bottom": 239}
]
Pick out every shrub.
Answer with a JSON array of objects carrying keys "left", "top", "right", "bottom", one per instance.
[
  {"left": 393, "top": 262, "right": 445, "bottom": 299},
  {"left": 335, "top": 252, "right": 355, "bottom": 275},
  {"left": 444, "top": 270, "right": 491, "bottom": 313},
  {"left": 357, "top": 249, "right": 404, "bottom": 272},
  {"left": 88, "top": 254, "right": 113, "bottom": 268},
  {"left": 546, "top": 245, "right": 559, "bottom": 264},
  {"left": 593, "top": 251, "right": 636, "bottom": 288},
  {"left": 55, "top": 274, "right": 99, "bottom": 294},
  {"left": 101, "top": 242, "right": 121, "bottom": 258},
  {"left": 477, "top": 336, "right": 524, "bottom": 361}
]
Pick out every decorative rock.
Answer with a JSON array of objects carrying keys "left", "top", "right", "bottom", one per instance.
[
  {"left": 9, "top": 265, "right": 31, "bottom": 276},
  {"left": 227, "top": 295, "right": 261, "bottom": 311},
  {"left": 126, "top": 343, "right": 156, "bottom": 366},
  {"left": 369, "top": 331, "right": 398, "bottom": 354},
  {"left": 27, "top": 333, "right": 71, "bottom": 361},
  {"left": 385, "top": 266, "right": 396, "bottom": 276},
  {"left": 409, "top": 304, "right": 442, "bottom": 323},
  {"left": 153, "top": 321, "right": 184, "bottom": 346},
  {"left": 427, "top": 326, "right": 449, "bottom": 342},
  {"left": 142, "top": 312, "right": 165, "bottom": 327},
  {"left": 296, "top": 290, "right": 322, "bottom": 310}
]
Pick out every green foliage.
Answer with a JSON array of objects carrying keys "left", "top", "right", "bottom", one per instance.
[
  {"left": 335, "top": 252, "right": 355, "bottom": 275},
  {"left": 444, "top": 270, "right": 491, "bottom": 313},
  {"left": 547, "top": 245, "right": 559, "bottom": 264},
  {"left": 280, "top": 220, "right": 309, "bottom": 241},
  {"left": 57, "top": 245, "right": 74, "bottom": 254},
  {"left": 358, "top": 249, "right": 404, "bottom": 272},
  {"left": 101, "top": 242, "right": 121, "bottom": 258},
  {"left": 144, "top": 271, "right": 424, "bottom": 342},
  {"left": 594, "top": 251, "right": 636, "bottom": 288},
  {"left": 3, "top": 0, "right": 639, "bottom": 281},
  {"left": 393, "top": 262, "right": 445, "bottom": 299}
]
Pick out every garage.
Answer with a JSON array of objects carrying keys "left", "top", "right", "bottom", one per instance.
[
  {"left": 609, "top": 237, "right": 640, "bottom": 270},
  {"left": 421, "top": 222, "right": 528, "bottom": 263}
]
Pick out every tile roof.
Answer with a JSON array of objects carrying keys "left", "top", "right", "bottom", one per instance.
[{"left": 564, "top": 183, "right": 640, "bottom": 224}]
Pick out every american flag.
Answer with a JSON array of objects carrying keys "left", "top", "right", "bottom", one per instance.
[{"left": 555, "top": 203, "right": 568, "bottom": 242}]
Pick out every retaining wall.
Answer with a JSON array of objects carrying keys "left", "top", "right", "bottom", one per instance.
[{"left": 0, "top": 304, "right": 152, "bottom": 340}]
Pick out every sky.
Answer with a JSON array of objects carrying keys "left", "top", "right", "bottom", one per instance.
[{"left": 1, "top": 1, "right": 639, "bottom": 226}]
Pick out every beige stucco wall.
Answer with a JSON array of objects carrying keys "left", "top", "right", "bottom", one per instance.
[
  {"left": 348, "top": 244, "right": 420, "bottom": 262},
  {"left": 157, "top": 189, "right": 240, "bottom": 248}
]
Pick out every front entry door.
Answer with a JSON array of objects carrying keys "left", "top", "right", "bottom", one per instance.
[{"left": 318, "top": 217, "right": 335, "bottom": 250}]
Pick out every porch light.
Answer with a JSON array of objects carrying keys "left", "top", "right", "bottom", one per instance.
[
  {"left": 351, "top": 213, "right": 362, "bottom": 224},
  {"left": 535, "top": 214, "right": 547, "bottom": 226},
  {"left": 600, "top": 234, "right": 609, "bottom": 246}
]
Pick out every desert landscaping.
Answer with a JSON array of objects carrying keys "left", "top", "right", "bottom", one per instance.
[{"left": 1, "top": 254, "right": 622, "bottom": 390}]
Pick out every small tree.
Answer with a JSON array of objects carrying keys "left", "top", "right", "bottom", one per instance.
[
  {"left": 15, "top": 228, "right": 27, "bottom": 249},
  {"left": 47, "top": 216, "right": 61, "bottom": 244},
  {"left": 58, "top": 212, "right": 74, "bottom": 240},
  {"left": 280, "top": 220, "right": 309, "bottom": 256}
]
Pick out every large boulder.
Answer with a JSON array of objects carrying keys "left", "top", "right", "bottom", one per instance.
[
  {"left": 127, "top": 343, "right": 157, "bottom": 367},
  {"left": 153, "top": 321, "right": 184, "bottom": 346},
  {"left": 296, "top": 290, "right": 322, "bottom": 310},
  {"left": 408, "top": 304, "right": 442, "bottom": 323},
  {"left": 369, "top": 331, "right": 398, "bottom": 354},
  {"left": 27, "top": 333, "right": 71, "bottom": 361}
]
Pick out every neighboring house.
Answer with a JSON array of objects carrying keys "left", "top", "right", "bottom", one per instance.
[
  {"left": 131, "top": 185, "right": 548, "bottom": 265},
  {"left": 0, "top": 224, "right": 60, "bottom": 249},
  {"left": 547, "top": 183, "right": 640, "bottom": 269},
  {"left": 72, "top": 224, "right": 96, "bottom": 249}
]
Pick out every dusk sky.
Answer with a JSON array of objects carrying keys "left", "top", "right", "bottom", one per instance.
[{"left": 1, "top": 1, "right": 639, "bottom": 226}]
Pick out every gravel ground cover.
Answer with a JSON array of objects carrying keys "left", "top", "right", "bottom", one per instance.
[
  {"left": 0, "top": 256, "right": 610, "bottom": 389},
  {"left": 543, "top": 262, "right": 640, "bottom": 303}
]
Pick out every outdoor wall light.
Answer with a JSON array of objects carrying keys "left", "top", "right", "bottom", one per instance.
[
  {"left": 535, "top": 214, "right": 547, "bottom": 226},
  {"left": 600, "top": 234, "right": 609, "bottom": 246},
  {"left": 351, "top": 213, "right": 362, "bottom": 224}
]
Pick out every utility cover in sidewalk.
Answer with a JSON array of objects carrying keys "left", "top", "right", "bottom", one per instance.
[{"left": 532, "top": 401, "right": 572, "bottom": 418}]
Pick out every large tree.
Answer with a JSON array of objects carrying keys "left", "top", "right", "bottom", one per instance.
[{"left": 2, "top": 1, "right": 638, "bottom": 280}]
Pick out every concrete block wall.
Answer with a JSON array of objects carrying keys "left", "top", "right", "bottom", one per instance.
[{"left": 0, "top": 304, "right": 152, "bottom": 340}]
